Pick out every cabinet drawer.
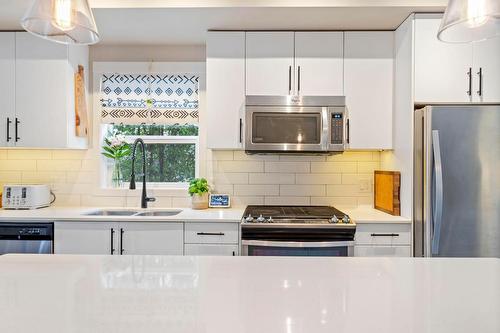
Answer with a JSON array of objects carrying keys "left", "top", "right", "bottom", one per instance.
[
  {"left": 354, "top": 246, "right": 411, "bottom": 257},
  {"left": 355, "top": 223, "right": 411, "bottom": 245},
  {"left": 185, "top": 223, "right": 239, "bottom": 244},
  {"left": 184, "top": 244, "right": 239, "bottom": 256}
]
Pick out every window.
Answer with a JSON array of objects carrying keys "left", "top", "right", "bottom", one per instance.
[{"left": 99, "top": 72, "right": 200, "bottom": 188}]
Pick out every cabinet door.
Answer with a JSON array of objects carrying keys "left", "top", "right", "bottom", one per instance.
[
  {"left": 344, "top": 31, "right": 394, "bottom": 149},
  {"left": 184, "top": 244, "right": 239, "bottom": 256},
  {"left": 295, "top": 32, "right": 343, "bottom": 96},
  {"left": 354, "top": 246, "right": 411, "bottom": 257},
  {"left": 246, "top": 32, "right": 295, "bottom": 96},
  {"left": 207, "top": 32, "right": 245, "bottom": 149},
  {"left": 473, "top": 36, "right": 500, "bottom": 102},
  {"left": 120, "top": 223, "right": 183, "bottom": 255},
  {"left": 54, "top": 222, "right": 117, "bottom": 255},
  {"left": 0, "top": 33, "right": 16, "bottom": 147},
  {"left": 414, "top": 15, "right": 473, "bottom": 103},
  {"left": 15, "top": 32, "right": 69, "bottom": 148}
]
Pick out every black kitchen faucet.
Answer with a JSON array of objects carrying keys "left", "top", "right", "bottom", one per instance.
[{"left": 129, "top": 138, "right": 156, "bottom": 208}]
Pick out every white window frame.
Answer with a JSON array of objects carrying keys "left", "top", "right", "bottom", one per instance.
[{"left": 94, "top": 62, "right": 205, "bottom": 190}]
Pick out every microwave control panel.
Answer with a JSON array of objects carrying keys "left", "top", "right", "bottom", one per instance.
[{"left": 331, "top": 113, "right": 344, "bottom": 144}]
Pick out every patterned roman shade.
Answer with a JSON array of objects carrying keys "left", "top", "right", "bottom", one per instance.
[{"left": 100, "top": 73, "right": 199, "bottom": 124}]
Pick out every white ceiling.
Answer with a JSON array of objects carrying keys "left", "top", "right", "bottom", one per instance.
[{"left": 0, "top": 0, "right": 446, "bottom": 45}]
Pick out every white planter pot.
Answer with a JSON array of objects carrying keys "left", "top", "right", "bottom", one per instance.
[{"left": 191, "top": 193, "right": 209, "bottom": 210}]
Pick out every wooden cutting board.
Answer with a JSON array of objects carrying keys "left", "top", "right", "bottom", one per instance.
[
  {"left": 74, "top": 65, "right": 88, "bottom": 137},
  {"left": 374, "top": 170, "right": 401, "bottom": 216}
]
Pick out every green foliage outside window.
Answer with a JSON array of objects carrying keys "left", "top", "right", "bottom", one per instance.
[{"left": 109, "top": 124, "right": 199, "bottom": 183}]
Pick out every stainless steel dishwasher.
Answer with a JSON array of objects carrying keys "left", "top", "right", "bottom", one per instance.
[{"left": 0, "top": 223, "right": 53, "bottom": 254}]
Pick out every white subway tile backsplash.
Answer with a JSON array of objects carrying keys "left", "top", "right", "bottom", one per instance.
[
  {"left": 326, "top": 152, "right": 374, "bottom": 162},
  {"left": 218, "top": 161, "right": 264, "bottom": 173},
  {"left": 211, "top": 150, "right": 234, "bottom": 161},
  {"left": 233, "top": 150, "right": 279, "bottom": 161},
  {"left": 232, "top": 196, "right": 265, "bottom": 206},
  {"left": 37, "top": 160, "right": 81, "bottom": 171},
  {"left": 357, "top": 161, "right": 380, "bottom": 173},
  {"left": 327, "top": 184, "right": 370, "bottom": 197},
  {"left": 265, "top": 161, "right": 310, "bottom": 173},
  {"left": 310, "top": 161, "right": 357, "bottom": 173},
  {"left": 234, "top": 184, "right": 279, "bottom": 196},
  {"left": 265, "top": 196, "right": 310, "bottom": 206},
  {"left": 279, "top": 155, "right": 326, "bottom": 162},
  {"left": 8, "top": 150, "right": 52, "bottom": 160},
  {"left": 213, "top": 184, "right": 234, "bottom": 195},
  {"left": 214, "top": 172, "right": 248, "bottom": 185},
  {"left": 296, "top": 174, "right": 341, "bottom": 185},
  {"left": 0, "top": 160, "right": 37, "bottom": 171},
  {"left": 310, "top": 196, "right": 358, "bottom": 207},
  {"left": 341, "top": 173, "right": 372, "bottom": 185},
  {"left": 249, "top": 173, "right": 295, "bottom": 185},
  {"left": 280, "top": 185, "right": 326, "bottom": 197}
]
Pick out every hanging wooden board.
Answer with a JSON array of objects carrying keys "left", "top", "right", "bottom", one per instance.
[
  {"left": 74, "top": 65, "right": 88, "bottom": 137},
  {"left": 374, "top": 170, "right": 401, "bottom": 216}
]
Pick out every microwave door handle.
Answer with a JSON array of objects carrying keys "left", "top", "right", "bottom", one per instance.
[
  {"left": 242, "top": 240, "right": 354, "bottom": 248},
  {"left": 431, "top": 130, "right": 443, "bottom": 255}
]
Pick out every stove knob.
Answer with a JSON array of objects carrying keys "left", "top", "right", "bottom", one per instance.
[
  {"left": 267, "top": 216, "right": 274, "bottom": 223},
  {"left": 245, "top": 214, "right": 254, "bottom": 223},
  {"left": 330, "top": 215, "right": 339, "bottom": 223},
  {"left": 256, "top": 214, "right": 266, "bottom": 223},
  {"left": 342, "top": 215, "right": 351, "bottom": 224}
]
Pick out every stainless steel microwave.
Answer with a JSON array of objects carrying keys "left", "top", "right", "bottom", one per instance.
[{"left": 244, "top": 96, "right": 348, "bottom": 153}]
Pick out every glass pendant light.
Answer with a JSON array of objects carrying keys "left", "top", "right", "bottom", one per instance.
[
  {"left": 438, "top": 0, "right": 500, "bottom": 43},
  {"left": 20, "top": 0, "right": 100, "bottom": 45}
]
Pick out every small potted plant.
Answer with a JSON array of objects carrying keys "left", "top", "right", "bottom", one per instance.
[
  {"left": 102, "top": 133, "right": 131, "bottom": 187},
  {"left": 188, "top": 178, "right": 210, "bottom": 210}
]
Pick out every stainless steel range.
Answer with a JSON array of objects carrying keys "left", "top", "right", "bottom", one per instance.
[{"left": 241, "top": 205, "right": 355, "bottom": 256}]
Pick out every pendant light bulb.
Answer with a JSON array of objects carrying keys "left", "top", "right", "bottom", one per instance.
[
  {"left": 438, "top": 0, "right": 500, "bottom": 43},
  {"left": 21, "top": 0, "right": 100, "bottom": 45},
  {"left": 52, "top": 0, "right": 76, "bottom": 31}
]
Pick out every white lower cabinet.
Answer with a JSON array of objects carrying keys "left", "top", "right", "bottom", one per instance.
[
  {"left": 354, "top": 246, "right": 411, "bottom": 257},
  {"left": 119, "top": 222, "right": 183, "bottom": 255},
  {"left": 54, "top": 221, "right": 239, "bottom": 256},
  {"left": 54, "top": 222, "right": 116, "bottom": 255},
  {"left": 54, "top": 221, "right": 183, "bottom": 255},
  {"left": 184, "top": 244, "right": 239, "bottom": 256},
  {"left": 354, "top": 223, "right": 412, "bottom": 257}
]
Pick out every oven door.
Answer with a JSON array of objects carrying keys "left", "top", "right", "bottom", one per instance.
[
  {"left": 241, "top": 240, "right": 354, "bottom": 257},
  {"left": 245, "top": 106, "right": 329, "bottom": 152}
]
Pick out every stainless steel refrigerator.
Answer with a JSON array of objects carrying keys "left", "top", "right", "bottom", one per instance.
[{"left": 414, "top": 105, "right": 500, "bottom": 258}]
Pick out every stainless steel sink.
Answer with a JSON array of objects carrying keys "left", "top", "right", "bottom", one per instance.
[
  {"left": 84, "top": 209, "right": 139, "bottom": 216},
  {"left": 134, "top": 210, "right": 182, "bottom": 217}
]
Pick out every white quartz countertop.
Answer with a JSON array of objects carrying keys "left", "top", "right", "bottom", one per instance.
[
  {"left": 339, "top": 205, "right": 412, "bottom": 224},
  {"left": 0, "top": 206, "right": 245, "bottom": 223},
  {"left": 0, "top": 255, "right": 497, "bottom": 333}
]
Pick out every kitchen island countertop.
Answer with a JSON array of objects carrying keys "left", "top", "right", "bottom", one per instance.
[{"left": 0, "top": 254, "right": 498, "bottom": 333}]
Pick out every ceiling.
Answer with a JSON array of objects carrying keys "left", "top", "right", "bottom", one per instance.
[{"left": 0, "top": 0, "right": 446, "bottom": 45}]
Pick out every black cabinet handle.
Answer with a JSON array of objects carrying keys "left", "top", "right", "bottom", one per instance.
[
  {"left": 15, "top": 118, "right": 20, "bottom": 142},
  {"left": 297, "top": 66, "right": 301, "bottom": 94},
  {"left": 6, "top": 117, "right": 11, "bottom": 142},
  {"left": 371, "top": 233, "right": 400, "bottom": 237},
  {"left": 110, "top": 228, "right": 115, "bottom": 255},
  {"left": 232, "top": 251, "right": 236, "bottom": 256},
  {"left": 239, "top": 118, "right": 243, "bottom": 143},
  {"left": 288, "top": 65, "right": 292, "bottom": 95},
  {"left": 120, "top": 228, "right": 124, "bottom": 254},
  {"left": 346, "top": 119, "right": 350, "bottom": 144},
  {"left": 477, "top": 67, "right": 482, "bottom": 96},
  {"left": 196, "top": 232, "right": 224, "bottom": 236},
  {"left": 467, "top": 67, "right": 472, "bottom": 96}
]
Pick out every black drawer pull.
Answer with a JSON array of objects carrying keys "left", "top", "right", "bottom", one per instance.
[
  {"left": 371, "top": 233, "right": 400, "bottom": 237},
  {"left": 197, "top": 232, "right": 224, "bottom": 236}
]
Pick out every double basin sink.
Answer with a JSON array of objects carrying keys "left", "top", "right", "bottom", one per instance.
[{"left": 84, "top": 209, "right": 182, "bottom": 217}]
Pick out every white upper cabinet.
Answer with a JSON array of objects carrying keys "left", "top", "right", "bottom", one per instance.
[
  {"left": 344, "top": 31, "right": 394, "bottom": 150},
  {"left": 413, "top": 14, "right": 500, "bottom": 103},
  {"left": 473, "top": 36, "right": 500, "bottom": 102},
  {"left": 294, "top": 32, "right": 344, "bottom": 96},
  {"left": 0, "top": 32, "right": 15, "bottom": 147},
  {"left": 207, "top": 31, "right": 245, "bottom": 149},
  {"left": 0, "top": 32, "right": 88, "bottom": 149},
  {"left": 246, "top": 32, "right": 295, "bottom": 96}
]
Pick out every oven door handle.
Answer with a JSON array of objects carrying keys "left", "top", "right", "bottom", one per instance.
[{"left": 242, "top": 240, "right": 354, "bottom": 248}]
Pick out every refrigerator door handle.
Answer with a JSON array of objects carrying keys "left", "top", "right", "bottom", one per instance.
[{"left": 431, "top": 130, "right": 444, "bottom": 255}]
